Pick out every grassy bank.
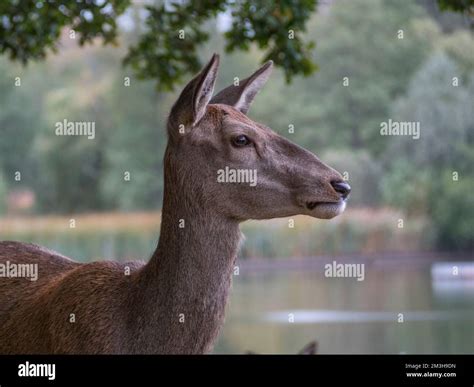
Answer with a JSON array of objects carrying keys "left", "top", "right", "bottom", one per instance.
[{"left": 0, "top": 208, "right": 429, "bottom": 261}]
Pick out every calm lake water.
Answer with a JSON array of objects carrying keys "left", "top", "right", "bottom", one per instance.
[{"left": 214, "top": 258, "right": 474, "bottom": 354}]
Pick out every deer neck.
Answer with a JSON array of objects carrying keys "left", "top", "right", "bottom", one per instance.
[{"left": 131, "top": 165, "right": 241, "bottom": 354}]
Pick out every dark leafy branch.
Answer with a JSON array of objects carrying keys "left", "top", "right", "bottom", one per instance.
[
  {"left": 0, "top": 0, "right": 319, "bottom": 89},
  {"left": 223, "top": 0, "right": 317, "bottom": 81},
  {"left": 0, "top": 0, "right": 130, "bottom": 63},
  {"left": 124, "top": 1, "right": 228, "bottom": 91},
  {"left": 123, "top": 0, "right": 318, "bottom": 89},
  {"left": 0, "top": 0, "right": 470, "bottom": 90}
]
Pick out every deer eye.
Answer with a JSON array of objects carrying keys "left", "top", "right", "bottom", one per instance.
[{"left": 232, "top": 135, "right": 251, "bottom": 147}]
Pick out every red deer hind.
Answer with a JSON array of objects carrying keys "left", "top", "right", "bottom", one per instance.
[{"left": 0, "top": 54, "right": 350, "bottom": 354}]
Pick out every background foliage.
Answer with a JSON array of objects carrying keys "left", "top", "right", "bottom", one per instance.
[{"left": 0, "top": 0, "right": 472, "bottom": 251}]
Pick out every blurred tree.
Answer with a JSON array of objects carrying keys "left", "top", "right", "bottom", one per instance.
[
  {"left": 0, "top": 58, "right": 40, "bottom": 189},
  {"left": 247, "top": 0, "right": 437, "bottom": 163},
  {"left": 0, "top": 0, "right": 467, "bottom": 90},
  {"left": 382, "top": 53, "right": 474, "bottom": 250},
  {"left": 34, "top": 99, "right": 109, "bottom": 213},
  {"left": 301, "top": 0, "right": 435, "bottom": 153},
  {"left": 100, "top": 72, "right": 166, "bottom": 211},
  {"left": 0, "top": 170, "right": 6, "bottom": 215},
  {"left": 31, "top": 45, "right": 116, "bottom": 213},
  {"left": 430, "top": 171, "right": 474, "bottom": 249},
  {"left": 321, "top": 150, "right": 383, "bottom": 207},
  {"left": 20, "top": 36, "right": 171, "bottom": 213},
  {"left": 438, "top": 29, "right": 474, "bottom": 74},
  {"left": 419, "top": 0, "right": 473, "bottom": 31}
]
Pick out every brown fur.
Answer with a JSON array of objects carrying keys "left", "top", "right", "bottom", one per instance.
[{"left": 0, "top": 55, "right": 349, "bottom": 354}]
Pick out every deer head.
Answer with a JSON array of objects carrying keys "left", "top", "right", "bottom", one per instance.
[{"left": 166, "top": 54, "right": 350, "bottom": 221}]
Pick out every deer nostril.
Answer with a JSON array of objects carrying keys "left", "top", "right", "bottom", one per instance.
[{"left": 331, "top": 181, "right": 351, "bottom": 199}]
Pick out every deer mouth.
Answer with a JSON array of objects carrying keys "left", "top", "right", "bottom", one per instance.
[
  {"left": 306, "top": 201, "right": 340, "bottom": 210},
  {"left": 304, "top": 199, "right": 347, "bottom": 219}
]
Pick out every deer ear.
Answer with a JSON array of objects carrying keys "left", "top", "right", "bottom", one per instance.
[
  {"left": 210, "top": 60, "right": 273, "bottom": 114},
  {"left": 169, "top": 54, "right": 220, "bottom": 132},
  {"left": 298, "top": 341, "right": 318, "bottom": 355}
]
